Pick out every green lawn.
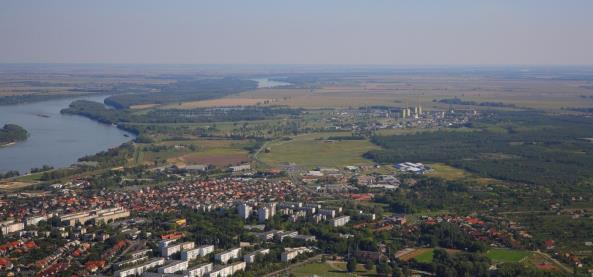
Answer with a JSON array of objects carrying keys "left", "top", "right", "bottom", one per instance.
[
  {"left": 414, "top": 249, "right": 435, "bottom": 263},
  {"left": 292, "top": 262, "right": 353, "bottom": 277},
  {"left": 486, "top": 249, "right": 531, "bottom": 263},
  {"left": 258, "top": 133, "right": 379, "bottom": 169},
  {"left": 291, "top": 262, "right": 377, "bottom": 277}
]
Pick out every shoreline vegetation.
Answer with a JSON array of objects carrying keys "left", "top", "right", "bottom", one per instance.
[
  {"left": 0, "top": 124, "right": 29, "bottom": 146},
  {"left": 0, "top": 92, "right": 109, "bottom": 106}
]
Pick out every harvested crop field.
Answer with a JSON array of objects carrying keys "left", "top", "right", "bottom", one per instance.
[
  {"left": 160, "top": 98, "right": 270, "bottom": 109},
  {"left": 178, "top": 153, "right": 249, "bottom": 167}
]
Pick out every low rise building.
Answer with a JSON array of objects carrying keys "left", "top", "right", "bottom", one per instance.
[{"left": 229, "top": 164, "right": 251, "bottom": 172}]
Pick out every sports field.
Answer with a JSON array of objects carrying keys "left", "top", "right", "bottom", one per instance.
[{"left": 486, "top": 249, "right": 532, "bottom": 263}]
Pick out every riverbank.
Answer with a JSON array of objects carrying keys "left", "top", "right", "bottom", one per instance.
[{"left": 0, "top": 142, "right": 16, "bottom": 148}]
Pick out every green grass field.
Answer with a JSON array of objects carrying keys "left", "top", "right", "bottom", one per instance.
[
  {"left": 426, "top": 163, "right": 499, "bottom": 185},
  {"left": 291, "top": 263, "right": 352, "bottom": 277},
  {"left": 486, "top": 249, "right": 531, "bottom": 263},
  {"left": 414, "top": 249, "right": 435, "bottom": 263},
  {"left": 258, "top": 132, "right": 379, "bottom": 169},
  {"left": 291, "top": 262, "right": 377, "bottom": 277}
]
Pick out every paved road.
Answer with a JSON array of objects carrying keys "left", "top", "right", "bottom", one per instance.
[{"left": 535, "top": 250, "right": 572, "bottom": 273}]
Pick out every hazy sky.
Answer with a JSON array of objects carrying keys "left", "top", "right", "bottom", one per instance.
[{"left": 1, "top": 0, "right": 592, "bottom": 65}]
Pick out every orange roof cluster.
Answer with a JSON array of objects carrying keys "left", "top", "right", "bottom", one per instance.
[
  {"left": 84, "top": 260, "right": 106, "bottom": 271},
  {"left": 161, "top": 232, "right": 184, "bottom": 240}
]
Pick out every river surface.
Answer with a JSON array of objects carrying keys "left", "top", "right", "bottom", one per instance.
[{"left": 0, "top": 95, "right": 134, "bottom": 174}]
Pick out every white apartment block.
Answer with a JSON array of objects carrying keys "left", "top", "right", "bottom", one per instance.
[
  {"left": 281, "top": 247, "right": 312, "bottom": 262},
  {"left": 243, "top": 248, "right": 270, "bottom": 263},
  {"left": 274, "top": 230, "right": 298, "bottom": 242},
  {"left": 237, "top": 203, "right": 252, "bottom": 220},
  {"left": 161, "top": 241, "right": 195, "bottom": 258},
  {"left": 158, "top": 260, "right": 188, "bottom": 274},
  {"left": 26, "top": 215, "right": 48, "bottom": 226},
  {"left": 330, "top": 215, "right": 350, "bottom": 227},
  {"left": 214, "top": 247, "right": 241, "bottom": 264},
  {"left": 318, "top": 209, "right": 336, "bottom": 218},
  {"left": 60, "top": 207, "right": 130, "bottom": 226},
  {"left": 0, "top": 220, "right": 24, "bottom": 235},
  {"left": 114, "top": 258, "right": 165, "bottom": 277},
  {"left": 258, "top": 207, "right": 270, "bottom": 223},
  {"left": 185, "top": 263, "right": 213, "bottom": 277},
  {"left": 207, "top": 261, "right": 246, "bottom": 277},
  {"left": 181, "top": 245, "right": 214, "bottom": 261}
]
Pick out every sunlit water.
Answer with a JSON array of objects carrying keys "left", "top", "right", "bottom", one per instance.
[{"left": 0, "top": 95, "right": 134, "bottom": 174}]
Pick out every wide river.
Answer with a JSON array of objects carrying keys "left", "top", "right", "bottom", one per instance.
[{"left": 0, "top": 95, "right": 134, "bottom": 174}]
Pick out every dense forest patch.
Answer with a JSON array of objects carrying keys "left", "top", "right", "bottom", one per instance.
[
  {"left": 61, "top": 100, "right": 302, "bottom": 125},
  {"left": 366, "top": 111, "right": 593, "bottom": 186},
  {"left": 104, "top": 78, "right": 258, "bottom": 108},
  {"left": 0, "top": 124, "right": 28, "bottom": 145}
]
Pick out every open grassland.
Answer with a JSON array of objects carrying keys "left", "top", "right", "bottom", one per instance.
[
  {"left": 258, "top": 132, "right": 379, "bottom": 169},
  {"left": 0, "top": 180, "right": 35, "bottom": 192},
  {"left": 169, "top": 139, "right": 250, "bottom": 167},
  {"left": 427, "top": 163, "right": 500, "bottom": 185},
  {"left": 131, "top": 139, "right": 251, "bottom": 168},
  {"left": 486, "top": 249, "right": 532, "bottom": 263}
]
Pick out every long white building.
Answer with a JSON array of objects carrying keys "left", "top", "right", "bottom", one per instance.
[
  {"left": 330, "top": 215, "right": 350, "bottom": 227},
  {"left": 161, "top": 241, "right": 195, "bottom": 258},
  {"left": 281, "top": 247, "right": 312, "bottom": 262},
  {"left": 0, "top": 220, "right": 24, "bottom": 235},
  {"left": 214, "top": 247, "right": 241, "bottom": 264},
  {"left": 207, "top": 261, "right": 246, "bottom": 277},
  {"left": 114, "top": 258, "right": 165, "bottom": 277},
  {"left": 181, "top": 245, "right": 214, "bottom": 261},
  {"left": 185, "top": 263, "right": 213, "bottom": 277},
  {"left": 158, "top": 260, "right": 188, "bottom": 274},
  {"left": 243, "top": 248, "right": 270, "bottom": 263}
]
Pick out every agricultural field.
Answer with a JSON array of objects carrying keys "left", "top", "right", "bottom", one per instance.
[
  {"left": 157, "top": 97, "right": 271, "bottom": 109},
  {"left": 230, "top": 74, "right": 593, "bottom": 110},
  {"left": 258, "top": 132, "right": 379, "bottom": 169}
]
